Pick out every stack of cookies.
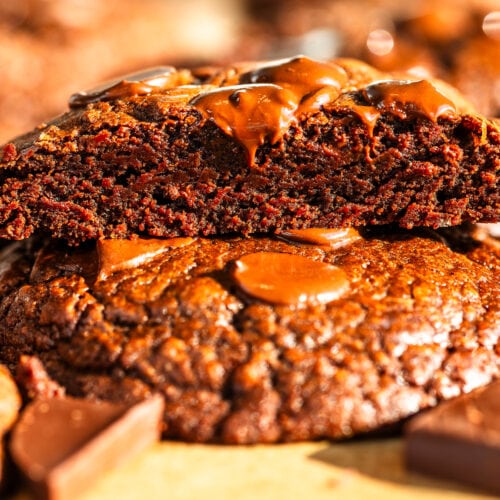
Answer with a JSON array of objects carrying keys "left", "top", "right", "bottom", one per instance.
[{"left": 0, "top": 55, "right": 498, "bottom": 497}]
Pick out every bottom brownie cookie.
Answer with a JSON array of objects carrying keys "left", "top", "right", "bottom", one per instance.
[{"left": 0, "top": 225, "right": 498, "bottom": 444}]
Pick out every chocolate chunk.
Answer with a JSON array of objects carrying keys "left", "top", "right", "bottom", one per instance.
[
  {"left": 362, "top": 79, "right": 457, "bottom": 121},
  {"left": 10, "top": 394, "right": 164, "bottom": 500},
  {"left": 232, "top": 251, "right": 349, "bottom": 305},
  {"left": 405, "top": 381, "right": 500, "bottom": 494}
]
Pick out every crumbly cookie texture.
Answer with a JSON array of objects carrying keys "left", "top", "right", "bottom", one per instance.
[
  {"left": 1, "top": 225, "right": 498, "bottom": 444},
  {"left": 0, "top": 57, "right": 498, "bottom": 244}
]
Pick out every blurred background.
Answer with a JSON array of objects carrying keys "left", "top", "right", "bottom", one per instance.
[{"left": 0, "top": 0, "right": 499, "bottom": 143}]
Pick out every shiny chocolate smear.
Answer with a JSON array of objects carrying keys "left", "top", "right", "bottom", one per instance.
[
  {"left": 278, "top": 227, "right": 362, "bottom": 248},
  {"left": 69, "top": 67, "right": 193, "bottom": 109},
  {"left": 362, "top": 79, "right": 456, "bottom": 121},
  {"left": 233, "top": 251, "right": 349, "bottom": 305},
  {"left": 97, "top": 237, "right": 194, "bottom": 281},
  {"left": 238, "top": 55, "right": 348, "bottom": 107}
]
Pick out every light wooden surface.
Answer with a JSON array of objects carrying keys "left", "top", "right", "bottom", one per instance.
[{"left": 13, "top": 437, "right": 496, "bottom": 500}]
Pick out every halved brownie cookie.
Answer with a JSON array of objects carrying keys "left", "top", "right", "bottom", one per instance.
[{"left": 0, "top": 57, "right": 497, "bottom": 244}]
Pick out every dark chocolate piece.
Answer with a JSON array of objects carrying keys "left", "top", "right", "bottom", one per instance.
[
  {"left": 10, "top": 394, "right": 164, "bottom": 500},
  {"left": 406, "top": 381, "right": 500, "bottom": 494}
]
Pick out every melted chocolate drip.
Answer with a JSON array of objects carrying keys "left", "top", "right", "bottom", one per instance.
[
  {"left": 190, "top": 83, "right": 298, "bottom": 165},
  {"left": 69, "top": 67, "right": 193, "bottom": 109},
  {"left": 363, "top": 79, "right": 457, "bottom": 120}
]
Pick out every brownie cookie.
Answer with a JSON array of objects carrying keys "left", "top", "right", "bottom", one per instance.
[
  {"left": 0, "top": 225, "right": 498, "bottom": 444},
  {"left": 0, "top": 57, "right": 498, "bottom": 244}
]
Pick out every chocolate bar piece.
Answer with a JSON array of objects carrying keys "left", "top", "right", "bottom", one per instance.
[
  {"left": 405, "top": 381, "right": 500, "bottom": 494},
  {"left": 10, "top": 394, "right": 164, "bottom": 500}
]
